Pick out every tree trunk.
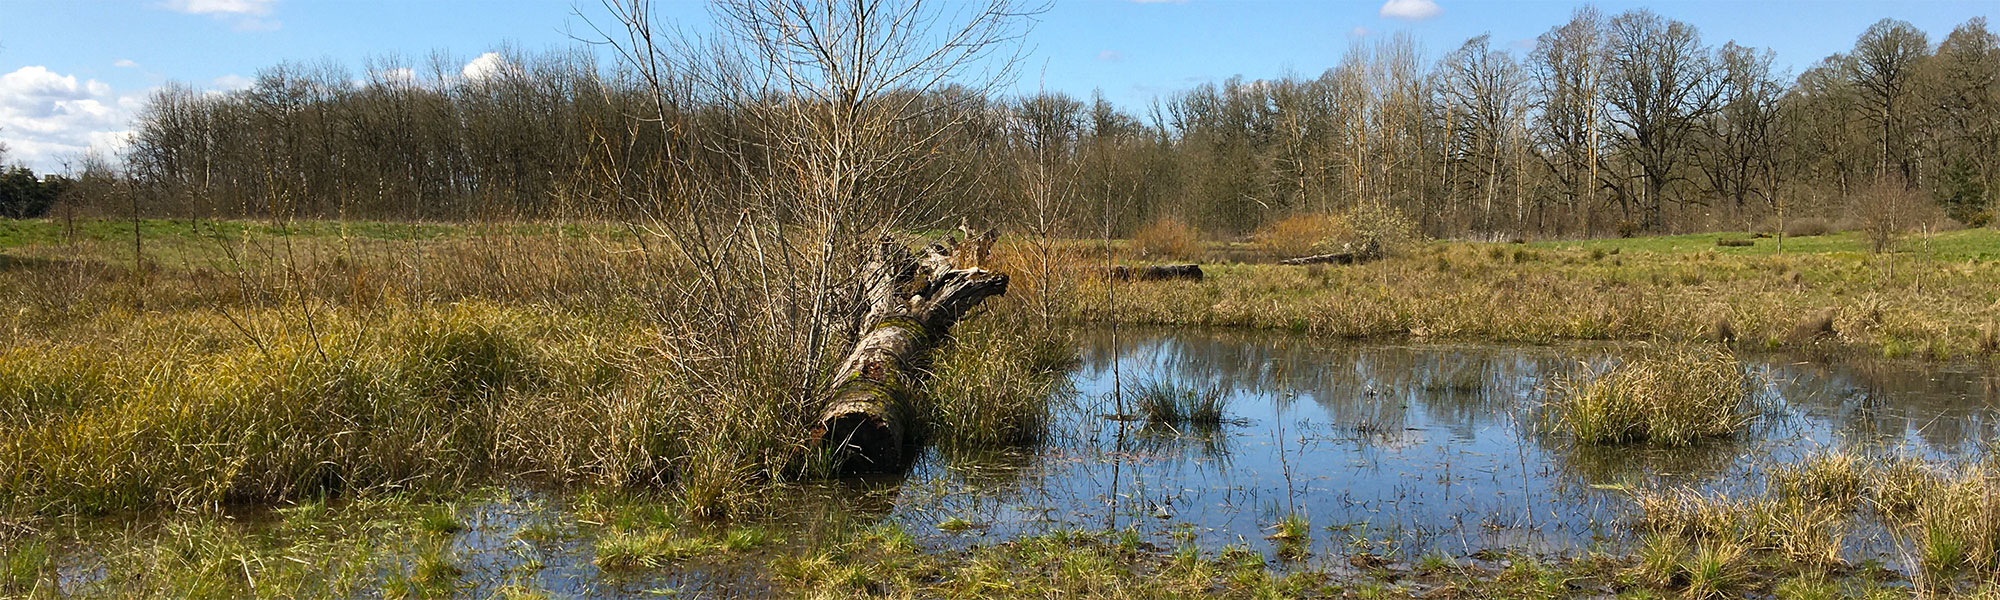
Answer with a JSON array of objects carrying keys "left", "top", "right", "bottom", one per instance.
[{"left": 817, "top": 235, "right": 1009, "bottom": 472}]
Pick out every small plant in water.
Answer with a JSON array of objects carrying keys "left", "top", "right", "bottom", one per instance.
[
  {"left": 938, "top": 517, "right": 976, "bottom": 533},
  {"left": 1267, "top": 512, "right": 1310, "bottom": 559},
  {"left": 1132, "top": 376, "right": 1231, "bottom": 429}
]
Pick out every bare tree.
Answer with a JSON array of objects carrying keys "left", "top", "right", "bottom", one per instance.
[
  {"left": 1532, "top": 6, "right": 1607, "bottom": 236},
  {"left": 1603, "top": 9, "right": 1721, "bottom": 231},
  {"left": 1701, "top": 42, "right": 1784, "bottom": 226},
  {"left": 1851, "top": 18, "right": 1930, "bottom": 183}
]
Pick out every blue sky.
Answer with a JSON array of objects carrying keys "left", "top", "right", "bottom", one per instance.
[{"left": 2, "top": 0, "right": 1994, "bottom": 173}]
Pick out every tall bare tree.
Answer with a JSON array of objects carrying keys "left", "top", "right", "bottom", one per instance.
[
  {"left": 1603, "top": 9, "right": 1721, "bottom": 231},
  {"left": 1850, "top": 18, "right": 1930, "bottom": 183}
]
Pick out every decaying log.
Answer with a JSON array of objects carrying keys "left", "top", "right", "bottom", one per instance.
[
  {"left": 817, "top": 234, "right": 1009, "bottom": 472},
  {"left": 1278, "top": 240, "right": 1383, "bottom": 266},
  {"left": 1101, "top": 264, "right": 1204, "bottom": 282}
]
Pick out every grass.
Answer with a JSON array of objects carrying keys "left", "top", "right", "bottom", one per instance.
[
  {"left": 1, "top": 217, "right": 1993, "bottom": 597},
  {"left": 1130, "top": 376, "right": 1231, "bottom": 429},
  {"left": 1544, "top": 343, "right": 1749, "bottom": 446},
  {"left": 1087, "top": 228, "right": 2000, "bottom": 362},
  {"left": 1771, "top": 450, "right": 1868, "bottom": 510}
]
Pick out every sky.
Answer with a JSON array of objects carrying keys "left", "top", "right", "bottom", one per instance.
[{"left": 1, "top": 0, "right": 1994, "bottom": 173}]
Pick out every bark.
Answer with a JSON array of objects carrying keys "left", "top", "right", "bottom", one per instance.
[
  {"left": 1100, "top": 264, "right": 1204, "bottom": 282},
  {"left": 817, "top": 234, "right": 1009, "bottom": 472}
]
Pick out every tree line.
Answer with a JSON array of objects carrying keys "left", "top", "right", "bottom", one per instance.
[{"left": 114, "top": 9, "right": 1998, "bottom": 239}]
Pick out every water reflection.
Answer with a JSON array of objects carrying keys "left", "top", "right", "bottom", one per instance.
[{"left": 886, "top": 326, "right": 2000, "bottom": 565}]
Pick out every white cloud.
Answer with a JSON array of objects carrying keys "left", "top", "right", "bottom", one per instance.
[
  {"left": 165, "top": 0, "right": 281, "bottom": 31},
  {"left": 114, "top": 59, "right": 139, "bottom": 69},
  {"left": 461, "top": 52, "right": 520, "bottom": 81},
  {"left": 1379, "top": 0, "right": 1441, "bottom": 21},
  {"left": 211, "top": 74, "right": 255, "bottom": 92},
  {"left": 164, "top": 0, "right": 274, "bottom": 15},
  {"left": 0, "top": 66, "right": 144, "bottom": 172},
  {"left": 1350, "top": 26, "right": 1373, "bottom": 38},
  {"left": 1097, "top": 50, "right": 1125, "bottom": 62}
]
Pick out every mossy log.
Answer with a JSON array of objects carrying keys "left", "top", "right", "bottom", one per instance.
[
  {"left": 817, "top": 234, "right": 1008, "bottom": 472},
  {"left": 1101, "top": 264, "right": 1203, "bottom": 282}
]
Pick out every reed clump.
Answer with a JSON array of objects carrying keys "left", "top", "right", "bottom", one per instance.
[
  {"left": 920, "top": 314, "right": 1076, "bottom": 449},
  {"left": 1131, "top": 376, "right": 1230, "bottom": 429},
  {"left": 1770, "top": 449, "right": 1867, "bottom": 510},
  {"left": 1545, "top": 344, "right": 1749, "bottom": 447}
]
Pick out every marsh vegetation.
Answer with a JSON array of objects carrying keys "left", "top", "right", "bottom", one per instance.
[{"left": 4, "top": 0, "right": 2000, "bottom": 597}]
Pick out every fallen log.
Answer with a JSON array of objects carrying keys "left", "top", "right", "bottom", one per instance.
[
  {"left": 817, "top": 234, "right": 1009, "bottom": 472},
  {"left": 1101, "top": 264, "right": 1203, "bottom": 282},
  {"left": 1278, "top": 241, "right": 1382, "bottom": 266}
]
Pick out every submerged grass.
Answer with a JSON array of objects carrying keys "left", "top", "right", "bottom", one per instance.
[{"left": 1545, "top": 343, "right": 1749, "bottom": 446}]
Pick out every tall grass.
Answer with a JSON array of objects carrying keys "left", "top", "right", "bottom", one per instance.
[
  {"left": 920, "top": 314, "right": 1076, "bottom": 449},
  {"left": 1544, "top": 344, "right": 1749, "bottom": 446}
]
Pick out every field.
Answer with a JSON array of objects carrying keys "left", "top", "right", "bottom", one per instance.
[{"left": 2, "top": 217, "right": 1998, "bottom": 598}]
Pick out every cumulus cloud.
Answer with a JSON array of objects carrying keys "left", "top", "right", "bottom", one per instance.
[
  {"left": 114, "top": 59, "right": 140, "bottom": 69},
  {"left": 163, "top": 0, "right": 274, "bottom": 15},
  {"left": 461, "top": 52, "right": 521, "bottom": 82},
  {"left": 1379, "top": 0, "right": 1441, "bottom": 21},
  {"left": 1350, "top": 26, "right": 1373, "bottom": 39},
  {"left": 0, "top": 66, "right": 144, "bottom": 171},
  {"left": 1097, "top": 50, "right": 1125, "bottom": 62}
]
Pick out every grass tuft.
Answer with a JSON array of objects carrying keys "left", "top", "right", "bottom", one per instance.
[{"left": 1545, "top": 344, "right": 1749, "bottom": 446}]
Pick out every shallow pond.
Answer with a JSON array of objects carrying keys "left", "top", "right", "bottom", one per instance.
[{"left": 879, "top": 327, "right": 2000, "bottom": 565}]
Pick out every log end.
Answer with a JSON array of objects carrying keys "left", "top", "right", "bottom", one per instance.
[
  {"left": 820, "top": 411, "right": 904, "bottom": 473},
  {"left": 817, "top": 382, "right": 908, "bottom": 473}
]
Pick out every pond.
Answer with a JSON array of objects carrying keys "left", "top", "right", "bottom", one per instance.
[{"left": 878, "top": 327, "right": 2000, "bottom": 566}]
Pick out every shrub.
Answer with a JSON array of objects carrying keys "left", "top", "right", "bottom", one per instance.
[
  {"left": 1852, "top": 177, "right": 1940, "bottom": 253},
  {"left": 1346, "top": 201, "right": 1421, "bottom": 257},
  {"left": 1616, "top": 220, "right": 1642, "bottom": 238},
  {"left": 1545, "top": 344, "right": 1748, "bottom": 447},
  {"left": 1252, "top": 213, "right": 1352, "bottom": 258},
  {"left": 1782, "top": 217, "right": 1834, "bottom": 238},
  {"left": 1133, "top": 217, "right": 1200, "bottom": 260}
]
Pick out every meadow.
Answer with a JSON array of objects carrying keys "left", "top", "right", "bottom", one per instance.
[{"left": 3, "top": 217, "right": 1998, "bottom": 598}]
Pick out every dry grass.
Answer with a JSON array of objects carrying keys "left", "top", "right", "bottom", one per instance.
[
  {"left": 1252, "top": 213, "right": 1351, "bottom": 258},
  {"left": 1544, "top": 344, "right": 1749, "bottom": 447},
  {"left": 0, "top": 218, "right": 1060, "bottom": 521},
  {"left": 1132, "top": 217, "right": 1201, "bottom": 260}
]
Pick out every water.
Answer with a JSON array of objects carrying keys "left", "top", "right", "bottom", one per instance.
[{"left": 879, "top": 327, "right": 2000, "bottom": 564}]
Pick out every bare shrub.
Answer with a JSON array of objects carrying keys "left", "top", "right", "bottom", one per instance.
[
  {"left": 1782, "top": 217, "right": 1834, "bottom": 238},
  {"left": 1133, "top": 217, "right": 1200, "bottom": 260},
  {"left": 1851, "top": 178, "right": 1941, "bottom": 253},
  {"left": 1346, "top": 201, "right": 1422, "bottom": 257}
]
